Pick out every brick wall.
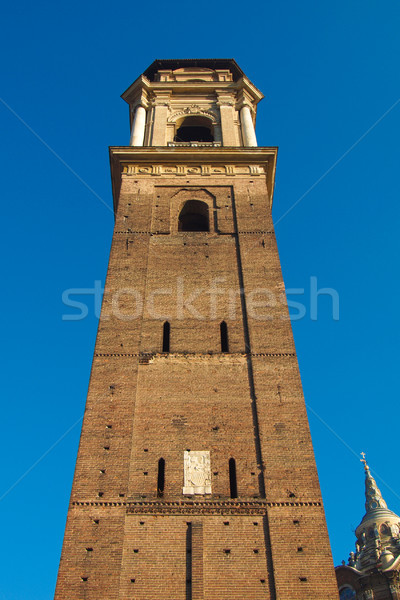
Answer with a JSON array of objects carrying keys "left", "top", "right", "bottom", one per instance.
[{"left": 55, "top": 154, "right": 339, "bottom": 600}]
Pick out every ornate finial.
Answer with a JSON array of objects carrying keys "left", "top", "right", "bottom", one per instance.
[
  {"left": 360, "top": 452, "right": 369, "bottom": 471},
  {"left": 360, "top": 454, "right": 388, "bottom": 512}
]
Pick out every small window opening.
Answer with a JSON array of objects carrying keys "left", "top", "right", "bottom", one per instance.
[
  {"left": 253, "top": 549, "right": 259, "bottom": 554},
  {"left": 162, "top": 321, "right": 170, "bottom": 352},
  {"left": 223, "top": 521, "right": 229, "bottom": 526},
  {"left": 140, "top": 521, "right": 145, "bottom": 525},
  {"left": 223, "top": 549, "right": 231, "bottom": 554},
  {"left": 92, "top": 519, "right": 99, "bottom": 524},
  {"left": 297, "top": 547, "right": 303, "bottom": 552},
  {"left": 86, "top": 547, "right": 93, "bottom": 552},
  {"left": 293, "top": 519, "right": 300, "bottom": 525},
  {"left": 157, "top": 458, "right": 165, "bottom": 497},
  {"left": 299, "top": 577, "right": 307, "bottom": 582},
  {"left": 229, "top": 458, "right": 238, "bottom": 498},
  {"left": 178, "top": 200, "right": 209, "bottom": 232},
  {"left": 253, "top": 522, "right": 258, "bottom": 526},
  {"left": 133, "top": 549, "right": 139, "bottom": 553},
  {"left": 81, "top": 577, "right": 88, "bottom": 582},
  {"left": 130, "top": 578, "right": 136, "bottom": 583},
  {"left": 220, "top": 321, "right": 229, "bottom": 352},
  {"left": 260, "top": 579, "right": 266, "bottom": 584},
  {"left": 98, "top": 492, "right": 103, "bottom": 497}
]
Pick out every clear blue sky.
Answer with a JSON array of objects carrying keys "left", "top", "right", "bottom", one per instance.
[{"left": 1, "top": 1, "right": 399, "bottom": 598}]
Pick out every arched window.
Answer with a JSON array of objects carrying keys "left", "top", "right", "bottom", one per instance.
[
  {"left": 220, "top": 321, "right": 229, "bottom": 352},
  {"left": 178, "top": 200, "right": 209, "bottom": 232},
  {"left": 157, "top": 458, "right": 165, "bottom": 497},
  {"left": 229, "top": 458, "right": 238, "bottom": 498},
  {"left": 174, "top": 116, "right": 214, "bottom": 142},
  {"left": 162, "top": 321, "right": 170, "bottom": 353},
  {"left": 339, "top": 587, "right": 356, "bottom": 600}
]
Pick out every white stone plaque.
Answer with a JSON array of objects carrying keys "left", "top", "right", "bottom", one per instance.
[{"left": 183, "top": 451, "right": 211, "bottom": 495}]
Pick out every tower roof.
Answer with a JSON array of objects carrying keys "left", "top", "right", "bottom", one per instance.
[
  {"left": 362, "top": 454, "right": 388, "bottom": 512},
  {"left": 142, "top": 58, "right": 246, "bottom": 82},
  {"left": 357, "top": 455, "right": 399, "bottom": 530}
]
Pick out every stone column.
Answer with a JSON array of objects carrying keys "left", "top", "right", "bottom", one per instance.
[
  {"left": 130, "top": 105, "right": 146, "bottom": 146},
  {"left": 240, "top": 104, "right": 257, "bottom": 147}
]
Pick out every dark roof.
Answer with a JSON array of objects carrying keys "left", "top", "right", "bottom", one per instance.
[{"left": 143, "top": 59, "right": 245, "bottom": 82}]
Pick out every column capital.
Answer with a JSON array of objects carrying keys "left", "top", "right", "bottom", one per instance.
[
  {"left": 216, "top": 91, "right": 236, "bottom": 107},
  {"left": 149, "top": 89, "right": 172, "bottom": 108},
  {"left": 236, "top": 89, "right": 256, "bottom": 112}
]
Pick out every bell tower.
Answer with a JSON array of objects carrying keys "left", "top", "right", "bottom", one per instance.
[{"left": 55, "top": 59, "right": 339, "bottom": 600}]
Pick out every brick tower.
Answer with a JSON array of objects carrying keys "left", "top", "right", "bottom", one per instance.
[{"left": 55, "top": 59, "right": 339, "bottom": 600}]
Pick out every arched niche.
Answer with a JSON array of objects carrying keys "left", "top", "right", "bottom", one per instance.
[{"left": 170, "top": 188, "right": 217, "bottom": 234}]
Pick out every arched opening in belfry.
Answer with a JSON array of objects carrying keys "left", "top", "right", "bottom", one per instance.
[
  {"left": 229, "top": 458, "right": 238, "bottom": 498},
  {"left": 178, "top": 200, "right": 209, "bottom": 232},
  {"left": 220, "top": 321, "right": 229, "bottom": 353},
  {"left": 157, "top": 458, "right": 165, "bottom": 497},
  {"left": 162, "top": 321, "right": 170, "bottom": 353},
  {"left": 174, "top": 116, "right": 214, "bottom": 142}
]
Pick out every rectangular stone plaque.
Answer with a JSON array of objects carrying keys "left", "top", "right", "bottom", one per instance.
[{"left": 183, "top": 450, "right": 212, "bottom": 495}]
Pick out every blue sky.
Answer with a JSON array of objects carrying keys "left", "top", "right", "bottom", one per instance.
[{"left": 1, "top": 1, "right": 399, "bottom": 598}]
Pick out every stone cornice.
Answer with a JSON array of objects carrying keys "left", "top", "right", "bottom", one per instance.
[
  {"left": 109, "top": 146, "right": 278, "bottom": 215},
  {"left": 70, "top": 499, "right": 323, "bottom": 514},
  {"left": 93, "top": 352, "right": 296, "bottom": 360}
]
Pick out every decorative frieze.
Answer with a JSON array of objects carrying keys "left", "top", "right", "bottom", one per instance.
[{"left": 122, "top": 164, "right": 266, "bottom": 176}]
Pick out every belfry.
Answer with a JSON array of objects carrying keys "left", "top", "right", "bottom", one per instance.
[{"left": 55, "top": 59, "right": 339, "bottom": 600}]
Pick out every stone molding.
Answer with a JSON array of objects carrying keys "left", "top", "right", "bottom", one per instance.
[
  {"left": 122, "top": 164, "right": 265, "bottom": 176},
  {"left": 167, "top": 105, "right": 219, "bottom": 124},
  {"left": 113, "top": 230, "right": 274, "bottom": 235},
  {"left": 93, "top": 352, "right": 296, "bottom": 359},
  {"left": 70, "top": 500, "right": 322, "bottom": 513}
]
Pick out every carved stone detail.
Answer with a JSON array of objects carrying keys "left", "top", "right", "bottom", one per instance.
[
  {"left": 168, "top": 105, "right": 219, "bottom": 124},
  {"left": 122, "top": 164, "right": 266, "bottom": 177},
  {"left": 183, "top": 450, "right": 211, "bottom": 495}
]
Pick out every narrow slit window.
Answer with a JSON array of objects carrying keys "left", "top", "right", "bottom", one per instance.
[
  {"left": 220, "top": 321, "right": 229, "bottom": 352},
  {"left": 229, "top": 458, "right": 238, "bottom": 498},
  {"left": 157, "top": 458, "right": 165, "bottom": 497},
  {"left": 162, "top": 321, "right": 170, "bottom": 353}
]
